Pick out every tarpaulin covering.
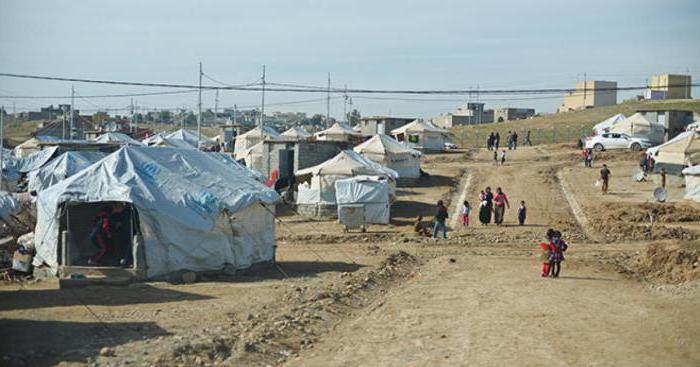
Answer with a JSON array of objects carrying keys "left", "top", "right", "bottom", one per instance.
[
  {"left": 15, "top": 146, "right": 59, "bottom": 173},
  {"left": 0, "top": 191, "right": 20, "bottom": 222},
  {"left": 335, "top": 176, "right": 391, "bottom": 224},
  {"left": 27, "top": 151, "right": 107, "bottom": 192},
  {"left": 683, "top": 166, "right": 700, "bottom": 203},
  {"left": 354, "top": 134, "right": 422, "bottom": 179},
  {"left": 33, "top": 146, "right": 279, "bottom": 278},
  {"left": 593, "top": 114, "right": 626, "bottom": 134},
  {"left": 93, "top": 132, "right": 143, "bottom": 146}
]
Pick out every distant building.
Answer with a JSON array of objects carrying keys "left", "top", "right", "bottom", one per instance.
[
  {"left": 18, "top": 104, "right": 77, "bottom": 121},
  {"left": 637, "top": 109, "right": 694, "bottom": 141},
  {"left": 357, "top": 116, "right": 415, "bottom": 135},
  {"left": 645, "top": 74, "right": 692, "bottom": 100},
  {"left": 493, "top": 108, "right": 536, "bottom": 123},
  {"left": 431, "top": 103, "right": 494, "bottom": 128},
  {"left": 559, "top": 80, "right": 617, "bottom": 112}
]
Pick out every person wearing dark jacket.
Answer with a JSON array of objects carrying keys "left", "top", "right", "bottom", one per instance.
[
  {"left": 89, "top": 205, "right": 113, "bottom": 265},
  {"left": 433, "top": 200, "right": 449, "bottom": 240}
]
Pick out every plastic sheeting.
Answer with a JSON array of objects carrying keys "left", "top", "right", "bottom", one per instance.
[
  {"left": 593, "top": 114, "right": 626, "bottom": 134},
  {"left": 609, "top": 113, "right": 665, "bottom": 144},
  {"left": 93, "top": 132, "right": 143, "bottom": 146},
  {"left": 27, "top": 151, "right": 107, "bottom": 192},
  {"left": 354, "top": 135, "right": 422, "bottom": 179},
  {"left": 335, "top": 176, "right": 391, "bottom": 224},
  {"left": 0, "top": 191, "right": 20, "bottom": 222},
  {"left": 683, "top": 166, "right": 700, "bottom": 203},
  {"left": 15, "top": 146, "right": 59, "bottom": 173},
  {"left": 33, "top": 146, "right": 280, "bottom": 278}
]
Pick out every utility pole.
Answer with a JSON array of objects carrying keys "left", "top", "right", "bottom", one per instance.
[
  {"left": 197, "top": 62, "right": 203, "bottom": 148},
  {"left": 343, "top": 84, "right": 348, "bottom": 124},
  {"left": 214, "top": 89, "right": 219, "bottom": 126},
  {"left": 583, "top": 72, "right": 587, "bottom": 106},
  {"left": 70, "top": 85, "right": 75, "bottom": 140},
  {"left": 0, "top": 106, "right": 4, "bottom": 189},
  {"left": 326, "top": 72, "right": 331, "bottom": 127},
  {"left": 130, "top": 98, "right": 135, "bottom": 134},
  {"left": 233, "top": 104, "right": 237, "bottom": 125},
  {"left": 260, "top": 65, "right": 266, "bottom": 128}
]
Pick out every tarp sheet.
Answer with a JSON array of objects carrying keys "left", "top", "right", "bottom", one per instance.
[
  {"left": 94, "top": 132, "right": 143, "bottom": 146},
  {"left": 335, "top": 176, "right": 391, "bottom": 224},
  {"left": 0, "top": 191, "right": 20, "bottom": 222},
  {"left": 16, "top": 146, "right": 59, "bottom": 173},
  {"left": 33, "top": 146, "right": 280, "bottom": 277},
  {"left": 27, "top": 151, "right": 107, "bottom": 192}
]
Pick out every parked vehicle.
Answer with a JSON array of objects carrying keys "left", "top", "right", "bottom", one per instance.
[
  {"left": 584, "top": 133, "right": 653, "bottom": 152},
  {"left": 444, "top": 142, "right": 459, "bottom": 150}
]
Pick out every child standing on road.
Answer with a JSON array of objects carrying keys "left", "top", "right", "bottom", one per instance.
[
  {"left": 517, "top": 200, "right": 527, "bottom": 226},
  {"left": 500, "top": 149, "right": 507, "bottom": 165},
  {"left": 548, "top": 230, "right": 568, "bottom": 278},
  {"left": 461, "top": 200, "right": 471, "bottom": 226},
  {"left": 539, "top": 229, "right": 555, "bottom": 277},
  {"left": 493, "top": 150, "right": 498, "bottom": 165}
]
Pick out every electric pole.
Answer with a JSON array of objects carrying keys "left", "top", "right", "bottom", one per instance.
[
  {"left": 130, "top": 98, "right": 135, "bottom": 134},
  {"left": 343, "top": 84, "right": 348, "bottom": 124},
  {"left": 214, "top": 89, "right": 219, "bottom": 126},
  {"left": 0, "top": 106, "right": 4, "bottom": 189},
  {"left": 70, "top": 85, "right": 75, "bottom": 140},
  {"left": 197, "top": 62, "right": 203, "bottom": 148},
  {"left": 260, "top": 65, "right": 266, "bottom": 128},
  {"left": 233, "top": 104, "right": 237, "bottom": 125},
  {"left": 326, "top": 72, "right": 331, "bottom": 127}
]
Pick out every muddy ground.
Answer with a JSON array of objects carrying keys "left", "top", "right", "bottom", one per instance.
[{"left": 1, "top": 144, "right": 699, "bottom": 367}]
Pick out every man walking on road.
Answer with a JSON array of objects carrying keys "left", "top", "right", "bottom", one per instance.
[
  {"left": 525, "top": 130, "right": 532, "bottom": 146},
  {"left": 600, "top": 164, "right": 611, "bottom": 194},
  {"left": 433, "top": 200, "right": 449, "bottom": 240}
]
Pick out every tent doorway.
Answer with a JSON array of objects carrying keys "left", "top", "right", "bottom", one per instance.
[{"left": 59, "top": 201, "right": 140, "bottom": 268}]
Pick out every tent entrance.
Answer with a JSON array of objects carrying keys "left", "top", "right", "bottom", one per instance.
[{"left": 59, "top": 201, "right": 139, "bottom": 268}]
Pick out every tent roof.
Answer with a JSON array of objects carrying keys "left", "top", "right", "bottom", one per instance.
[
  {"left": 683, "top": 165, "right": 700, "bottom": 175},
  {"left": 280, "top": 126, "right": 312, "bottom": 139},
  {"left": 165, "top": 129, "right": 216, "bottom": 147},
  {"left": 94, "top": 132, "right": 143, "bottom": 146},
  {"left": 27, "top": 150, "right": 108, "bottom": 192},
  {"left": 647, "top": 130, "right": 698, "bottom": 155},
  {"left": 593, "top": 113, "right": 626, "bottom": 133},
  {"left": 239, "top": 126, "right": 281, "bottom": 139},
  {"left": 391, "top": 119, "right": 449, "bottom": 135},
  {"left": 353, "top": 134, "right": 422, "bottom": 156},
  {"left": 16, "top": 146, "right": 59, "bottom": 173},
  {"left": 609, "top": 113, "right": 659, "bottom": 131},
  {"left": 296, "top": 150, "right": 398, "bottom": 179},
  {"left": 314, "top": 122, "right": 362, "bottom": 137}
]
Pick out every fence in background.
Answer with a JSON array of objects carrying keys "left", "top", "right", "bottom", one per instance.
[{"left": 454, "top": 126, "right": 590, "bottom": 149}]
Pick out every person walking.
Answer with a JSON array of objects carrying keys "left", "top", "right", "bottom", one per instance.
[
  {"left": 660, "top": 167, "right": 667, "bottom": 189},
  {"left": 500, "top": 149, "right": 507, "bottom": 166},
  {"left": 493, "top": 187, "right": 510, "bottom": 225},
  {"left": 512, "top": 131, "right": 518, "bottom": 150},
  {"left": 525, "top": 130, "right": 532, "bottom": 146},
  {"left": 639, "top": 152, "right": 648, "bottom": 172},
  {"left": 506, "top": 131, "right": 513, "bottom": 150},
  {"left": 461, "top": 200, "right": 471, "bottom": 227},
  {"left": 494, "top": 132, "right": 500, "bottom": 150},
  {"left": 479, "top": 188, "right": 493, "bottom": 225},
  {"left": 487, "top": 131, "right": 495, "bottom": 151},
  {"left": 433, "top": 200, "right": 449, "bottom": 240},
  {"left": 517, "top": 200, "right": 527, "bottom": 226},
  {"left": 493, "top": 150, "right": 498, "bottom": 165},
  {"left": 600, "top": 164, "right": 611, "bottom": 194},
  {"left": 88, "top": 205, "right": 114, "bottom": 265},
  {"left": 585, "top": 148, "right": 593, "bottom": 167}
]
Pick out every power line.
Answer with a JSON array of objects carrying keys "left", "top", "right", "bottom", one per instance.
[
  {"left": 0, "top": 89, "right": 198, "bottom": 99},
  {"left": 2, "top": 72, "right": 697, "bottom": 95}
]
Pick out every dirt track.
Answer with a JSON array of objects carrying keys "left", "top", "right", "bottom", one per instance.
[{"left": 1, "top": 145, "right": 699, "bottom": 366}]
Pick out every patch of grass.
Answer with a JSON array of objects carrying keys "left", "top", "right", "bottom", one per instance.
[{"left": 450, "top": 99, "right": 700, "bottom": 148}]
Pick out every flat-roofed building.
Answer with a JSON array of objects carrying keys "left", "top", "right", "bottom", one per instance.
[
  {"left": 559, "top": 80, "right": 617, "bottom": 112},
  {"left": 645, "top": 74, "right": 692, "bottom": 100}
]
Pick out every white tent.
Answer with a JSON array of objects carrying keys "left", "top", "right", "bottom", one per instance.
[
  {"left": 390, "top": 119, "right": 451, "bottom": 152},
  {"left": 682, "top": 166, "right": 700, "bottom": 202},
  {"left": 314, "top": 122, "right": 363, "bottom": 142},
  {"left": 281, "top": 126, "right": 312, "bottom": 140},
  {"left": 165, "top": 129, "right": 217, "bottom": 148},
  {"left": 234, "top": 126, "right": 280, "bottom": 154},
  {"left": 646, "top": 130, "right": 700, "bottom": 174},
  {"left": 142, "top": 132, "right": 166, "bottom": 146},
  {"left": 145, "top": 135, "right": 198, "bottom": 150},
  {"left": 608, "top": 113, "right": 665, "bottom": 144},
  {"left": 15, "top": 146, "right": 59, "bottom": 173},
  {"left": 335, "top": 175, "right": 393, "bottom": 224},
  {"left": 27, "top": 151, "right": 107, "bottom": 193},
  {"left": 296, "top": 150, "right": 398, "bottom": 208},
  {"left": 13, "top": 136, "right": 61, "bottom": 158},
  {"left": 593, "top": 114, "right": 626, "bottom": 134},
  {"left": 93, "top": 132, "right": 143, "bottom": 146},
  {"left": 33, "top": 146, "right": 280, "bottom": 278},
  {"left": 353, "top": 134, "right": 422, "bottom": 181}
]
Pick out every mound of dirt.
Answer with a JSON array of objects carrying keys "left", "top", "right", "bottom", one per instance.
[
  {"left": 599, "top": 241, "right": 700, "bottom": 285},
  {"left": 592, "top": 219, "right": 697, "bottom": 242},
  {"left": 600, "top": 202, "right": 700, "bottom": 223}
]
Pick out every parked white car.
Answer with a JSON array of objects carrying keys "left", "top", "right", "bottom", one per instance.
[
  {"left": 585, "top": 133, "right": 653, "bottom": 152},
  {"left": 444, "top": 142, "right": 459, "bottom": 150}
]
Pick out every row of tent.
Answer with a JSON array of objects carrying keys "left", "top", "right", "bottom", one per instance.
[
  {"left": 592, "top": 113, "right": 665, "bottom": 144},
  {"left": 234, "top": 120, "right": 452, "bottom": 155}
]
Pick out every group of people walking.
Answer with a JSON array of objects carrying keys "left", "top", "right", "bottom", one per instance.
[
  {"left": 473, "top": 187, "right": 526, "bottom": 226},
  {"left": 488, "top": 130, "right": 532, "bottom": 150}
]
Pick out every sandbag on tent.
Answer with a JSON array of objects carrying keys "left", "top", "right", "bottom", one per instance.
[
  {"left": 593, "top": 114, "right": 626, "bottom": 135},
  {"left": 354, "top": 134, "right": 422, "bottom": 182},
  {"left": 15, "top": 146, "right": 59, "bottom": 173},
  {"left": 33, "top": 146, "right": 279, "bottom": 278},
  {"left": 314, "top": 122, "right": 363, "bottom": 142},
  {"left": 335, "top": 176, "right": 393, "bottom": 224},
  {"left": 26, "top": 151, "right": 107, "bottom": 192},
  {"left": 234, "top": 126, "right": 281, "bottom": 154},
  {"left": 93, "top": 132, "right": 143, "bottom": 146},
  {"left": 391, "top": 119, "right": 451, "bottom": 152},
  {"left": 609, "top": 113, "right": 665, "bottom": 144},
  {"left": 682, "top": 166, "right": 700, "bottom": 203}
]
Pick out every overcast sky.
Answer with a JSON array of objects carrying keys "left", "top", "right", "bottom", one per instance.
[{"left": 1, "top": 0, "right": 699, "bottom": 119}]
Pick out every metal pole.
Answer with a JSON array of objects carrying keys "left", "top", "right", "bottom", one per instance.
[
  {"left": 214, "top": 89, "right": 219, "bottom": 126},
  {"left": 343, "top": 84, "right": 347, "bottom": 124},
  {"left": 260, "top": 65, "right": 266, "bottom": 128},
  {"left": 197, "top": 62, "right": 202, "bottom": 148},
  {"left": 0, "top": 106, "right": 4, "bottom": 189},
  {"left": 233, "top": 104, "right": 237, "bottom": 125},
  {"left": 70, "top": 86, "right": 74, "bottom": 140},
  {"left": 326, "top": 72, "right": 331, "bottom": 127}
]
